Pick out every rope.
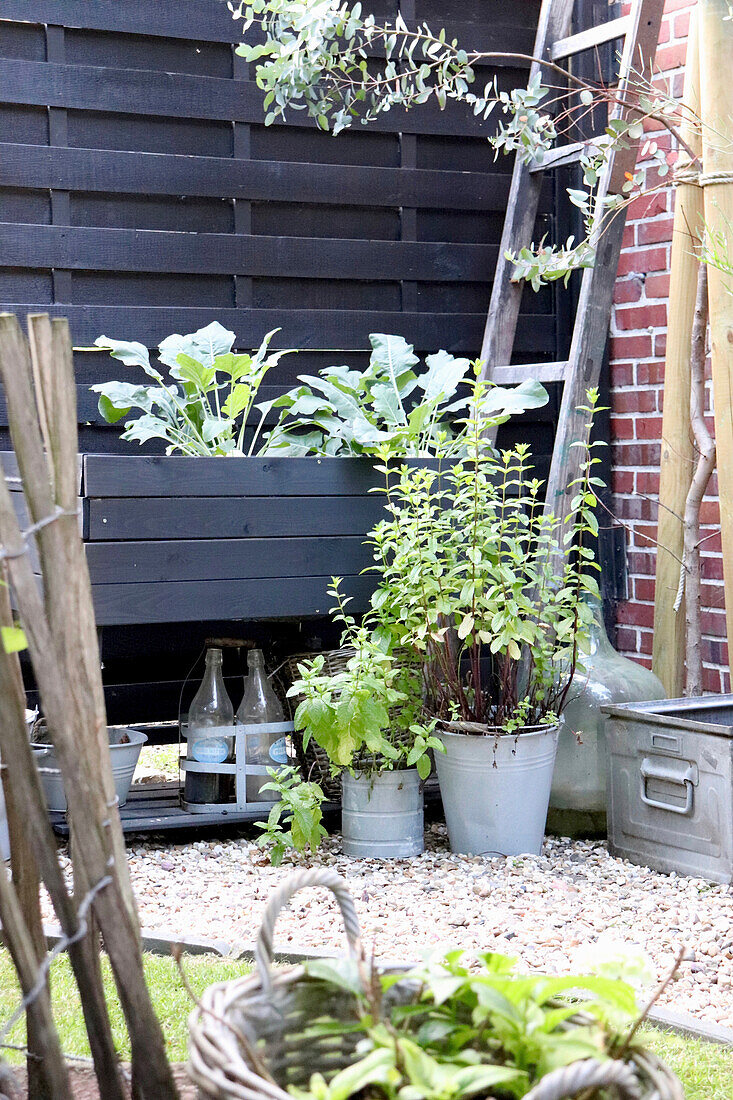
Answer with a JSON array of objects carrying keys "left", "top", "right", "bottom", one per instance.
[
  {"left": 674, "top": 166, "right": 733, "bottom": 187},
  {"left": 700, "top": 171, "right": 733, "bottom": 187},
  {"left": 523, "top": 1057, "right": 642, "bottom": 1100}
]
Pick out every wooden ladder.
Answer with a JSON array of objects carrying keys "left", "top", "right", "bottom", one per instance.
[{"left": 480, "top": 0, "right": 665, "bottom": 530}]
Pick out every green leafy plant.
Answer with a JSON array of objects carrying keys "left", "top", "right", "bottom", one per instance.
[
  {"left": 255, "top": 765, "right": 327, "bottom": 866},
  {"left": 289, "top": 587, "right": 443, "bottom": 780},
  {"left": 92, "top": 322, "right": 293, "bottom": 455},
  {"left": 365, "top": 372, "right": 604, "bottom": 729},
  {"left": 288, "top": 948, "right": 642, "bottom": 1100},
  {"left": 267, "top": 333, "right": 547, "bottom": 457},
  {"left": 232, "top": 1, "right": 686, "bottom": 286}
]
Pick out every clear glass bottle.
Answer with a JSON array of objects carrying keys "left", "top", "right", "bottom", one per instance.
[
  {"left": 236, "top": 649, "right": 287, "bottom": 802},
  {"left": 549, "top": 595, "right": 665, "bottom": 835},
  {"left": 184, "top": 647, "right": 234, "bottom": 805}
]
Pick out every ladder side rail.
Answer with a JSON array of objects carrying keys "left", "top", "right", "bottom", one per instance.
[
  {"left": 542, "top": 0, "right": 666, "bottom": 541},
  {"left": 478, "top": 0, "right": 575, "bottom": 381}
]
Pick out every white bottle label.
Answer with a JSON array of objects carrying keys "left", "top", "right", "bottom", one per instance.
[
  {"left": 269, "top": 736, "right": 289, "bottom": 764},
  {"left": 188, "top": 724, "right": 233, "bottom": 764}
]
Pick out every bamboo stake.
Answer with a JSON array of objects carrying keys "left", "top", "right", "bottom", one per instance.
[
  {"left": 652, "top": 8, "right": 703, "bottom": 696},
  {"left": 699, "top": 0, "right": 733, "bottom": 671},
  {"left": 0, "top": 314, "right": 178, "bottom": 1100}
]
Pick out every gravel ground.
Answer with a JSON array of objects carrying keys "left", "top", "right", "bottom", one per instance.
[{"left": 42, "top": 826, "right": 733, "bottom": 1029}]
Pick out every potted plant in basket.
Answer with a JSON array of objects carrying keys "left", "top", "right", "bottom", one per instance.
[
  {"left": 289, "top": 592, "right": 444, "bottom": 859},
  {"left": 188, "top": 870, "right": 684, "bottom": 1100},
  {"left": 361, "top": 372, "right": 604, "bottom": 857}
]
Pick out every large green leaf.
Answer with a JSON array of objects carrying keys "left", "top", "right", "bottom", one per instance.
[
  {"left": 420, "top": 350, "right": 471, "bottom": 402},
  {"left": 480, "top": 379, "right": 548, "bottom": 417},
  {"left": 121, "top": 413, "right": 177, "bottom": 447},
  {"left": 367, "top": 333, "right": 419, "bottom": 398},
  {"left": 94, "top": 337, "right": 163, "bottom": 383},
  {"left": 201, "top": 416, "right": 234, "bottom": 442},
  {"left": 92, "top": 381, "right": 158, "bottom": 423},
  {"left": 302, "top": 957, "right": 364, "bottom": 996},
  {"left": 222, "top": 384, "right": 253, "bottom": 419},
  {"left": 171, "top": 353, "right": 217, "bottom": 391},
  {"left": 158, "top": 321, "right": 235, "bottom": 370}
]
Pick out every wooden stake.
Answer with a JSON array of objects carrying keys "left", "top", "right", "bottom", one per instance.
[
  {"left": 652, "top": 8, "right": 703, "bottom": 696},
  {"left": 0, "top": 858, "right": 72, "bottom": 1099},
  {"left": 0, "top": 581, "right": 126, "bottom": 1100},
  {"left": 699, "top": 0, "right": 733, "bottom": 675},
  {"left": 0, "top": 313, "right": 179, "bottom": 1100}
]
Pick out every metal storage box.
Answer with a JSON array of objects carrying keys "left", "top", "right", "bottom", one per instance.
[{"left": 603, "top": 696, "right": 733, "bottom": 884}]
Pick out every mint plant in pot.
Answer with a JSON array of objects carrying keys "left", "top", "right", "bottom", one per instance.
[
  {"left": 367, "top": 378, "right": 603, "bottom": 857},
  {"left": 289, "top": 595, "right": 443, "bottom": 859}
]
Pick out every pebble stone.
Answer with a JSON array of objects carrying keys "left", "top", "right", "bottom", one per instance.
[{"left": 41, "top": 828, "right": 733, "bottom": 1028}]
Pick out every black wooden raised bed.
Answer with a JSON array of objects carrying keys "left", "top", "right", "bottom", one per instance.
[{"left": 4, "top": 452, "right": 416, "bottom": 625}]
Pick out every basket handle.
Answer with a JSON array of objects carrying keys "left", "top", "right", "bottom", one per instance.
[
  {"left": 523, "top": 1058, "right": 642, "bottom": 1100},
  {"left": 255, "top": 869, "right": 362, "bottom": 993}
]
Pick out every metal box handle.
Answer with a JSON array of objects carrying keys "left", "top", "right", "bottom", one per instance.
[{"left": 640, "top": 756, "right": 696, "bottom": 815}]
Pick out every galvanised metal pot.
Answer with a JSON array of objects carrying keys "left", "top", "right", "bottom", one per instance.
[
  {"left": 434, "top": 722, "right": 560, "bottom": 856},
  {"left": 341, "top": 769, "right": 424, "bottom": 858}
]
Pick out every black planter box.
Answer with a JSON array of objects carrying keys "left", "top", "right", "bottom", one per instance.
[{"left": 3, "top": 453, "right": 418, "bottom": 626}]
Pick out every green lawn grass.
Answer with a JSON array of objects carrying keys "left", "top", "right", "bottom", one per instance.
[{"left": 0, "top": 951, "right": 731, "bottom": 1097}]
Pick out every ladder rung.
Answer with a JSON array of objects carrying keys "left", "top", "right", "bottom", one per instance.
[
  {"left": 550, "top": 15, "right": 631, "bottom": 62},
  {"left": 528, "top": 141, "right": 590, "bottom": 173},
  {"left": 491, "top": 361, "right": 567, "bottom": 384}
]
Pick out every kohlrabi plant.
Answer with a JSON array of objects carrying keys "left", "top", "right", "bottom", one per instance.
[
  {"left": 267, "top": 333, "right": 548, "bottom": 457},
  {"left": 92, "top": 322, "right": 293, "bottom": 456}
]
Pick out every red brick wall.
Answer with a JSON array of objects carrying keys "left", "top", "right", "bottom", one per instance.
[{"left": 610, "top": 0, "right": 728, "bottom": 691}]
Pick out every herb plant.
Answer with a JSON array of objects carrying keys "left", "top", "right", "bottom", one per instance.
[
  {"left": 289, "top": 587, "right": 443, "bottom": 779},
  {"left": 366, "top": 372, "right": 604, "bottom": 729},
  {"left": 255, "top": 764, "right": 327, "bottom": 865},
  {"left": 289, "top": 949, "right": 641, "bottom": 1100},
  {"left": 267, "top": 333, "right": 547, "bottom": 457},
  {"left": 93, "top": 322, "right": 293, "bottom": 456}
]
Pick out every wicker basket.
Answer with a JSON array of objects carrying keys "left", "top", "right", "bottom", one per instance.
[
  {"left": 188, "top": 869, "right": 684, "bottom": 1100},
  {"left": 280, "top": 651, "right": 416, "bottom": 801}
]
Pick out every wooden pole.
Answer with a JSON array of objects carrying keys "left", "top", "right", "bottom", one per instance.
[
  {"left": 652, "top": 8, "right": 703, "bottom": 696},
  {"left": 0, "top": 313, "right": 179, "bottom": 1100},
  {"left": 0, "top": 581, "right": 126, "bottom": 1099},
  {"left": 699, "top": 0, "right": 733, "bottom": 674},
  {"left": 684, "top": 263, "right": 714, "bottom": 694}
]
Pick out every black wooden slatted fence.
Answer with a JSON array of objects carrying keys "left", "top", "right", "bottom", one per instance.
[
  {"left": 0, "top": 1, "right": 582, "bottom": 723},
  {"left": 0, "top": 0, "right": 560, "bottom": 455}
]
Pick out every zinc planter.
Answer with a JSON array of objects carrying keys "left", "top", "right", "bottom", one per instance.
[
  {"left": 341, "top": 770, "right": 424, "bottom": 858},
  {"left": 603, "top": 695, "right": 733, "bottom": 884},
  {"left": 434, "top": 724, "right": 560, "bottom": 856},
  {"left": 32, "top": 727, "right": 148, "bottom": 813}
]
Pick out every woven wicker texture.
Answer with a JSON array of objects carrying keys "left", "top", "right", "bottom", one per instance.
[
  {"left": 280, "top": 651, "right": 416, "bottom": 799},
  {"left": 187, "top": 870, "right": 684, "bottom": 1100}
]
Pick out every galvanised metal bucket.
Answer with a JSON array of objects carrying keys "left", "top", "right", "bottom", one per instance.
[
  {"left": 32, "top": 726, "right": 147, "bottom": 812},
  {"left": 341, "top": 769, "right": 424, "bottom": 858},
  {"left": 434, "top": 724, "right": 560, "bottom": 856}
]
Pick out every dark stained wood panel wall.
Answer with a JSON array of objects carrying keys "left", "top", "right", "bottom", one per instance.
[{"left": 0, "top": 0, "right": 558, "bottom": 454}]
